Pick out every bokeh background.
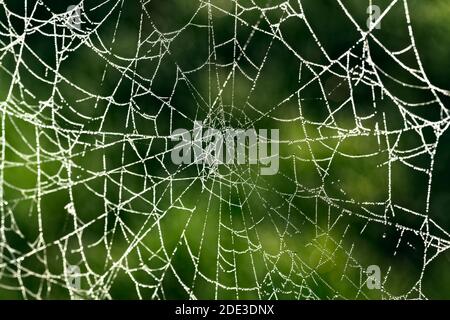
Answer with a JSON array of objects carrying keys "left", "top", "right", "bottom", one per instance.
[{"left": 0, "top": 0, "right": 449, "bottom": 299}]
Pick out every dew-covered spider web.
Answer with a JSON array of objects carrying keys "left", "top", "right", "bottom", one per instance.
[{"left": 0, "top": 0, "right": 450, "bottom": 300}]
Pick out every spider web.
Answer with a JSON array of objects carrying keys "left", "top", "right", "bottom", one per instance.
[{"left": 0, "top": 0, "right": 449, "bottom": 300}]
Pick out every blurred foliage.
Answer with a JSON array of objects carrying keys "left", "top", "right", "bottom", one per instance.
[{"left": 0, "top": 0, "right": 449, "bottom": 299}]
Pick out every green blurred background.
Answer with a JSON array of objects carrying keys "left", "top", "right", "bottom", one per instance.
[{"left": 0, "top": 0, "right": 450, "bottom": 299}]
